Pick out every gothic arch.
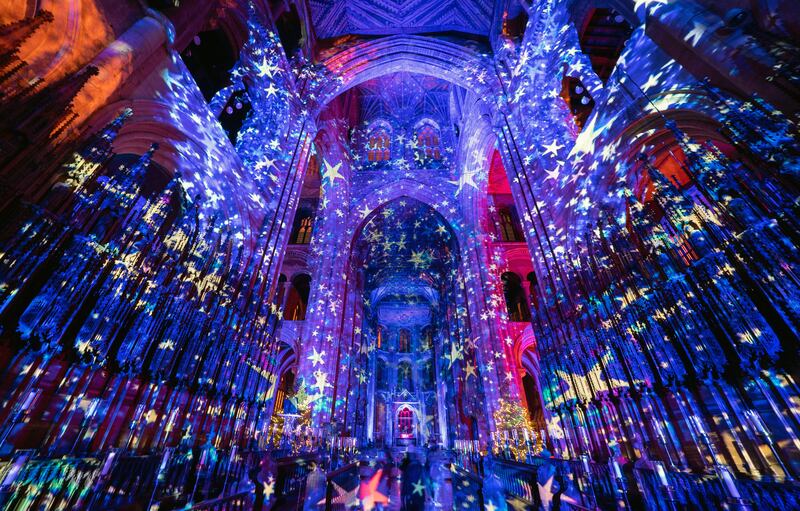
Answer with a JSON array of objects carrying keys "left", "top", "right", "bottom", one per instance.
[
  {"left": 623, "top": 111, "right": 731, "bottom": 197},
  {"left": 313, "top": 35, "right": 497, "bottom": 108},
  {"left": 83, "top": 99, "right": 261, "bottom": 243},
  {"left": 271, "top": 341, "right": 297, "bottom": 416},
  {"left": 513, "top": 325, "right": 538, "bottom": 374},
  {"left": 274, "top": 342, "right": 297, "bottom": 385},
  {"left": 396, "top": 354, "right": 416, "bottom": 366},
  {"left": 608, "top": 106, "right": 740, "bottom": 201},
  {"left": 282, "top": 246, "right": 313, "bottom": 272},
  {"left": 1, "top": 2, "right": 35, "bottom": 20},
  {"left": 5, "top": 1, "right": 95, "bottom": 84},
  {"left": 413, "top": 117, "right": 441, "bottom": 131},
  {"left": 345, "top": 179, "right": 469, "bottom": 257},
  {"left": 285, "top": 273, "right": 312, "bottom": 320},
  {"left": 562, "top": 92, "right": 739, "bottom": 241}
]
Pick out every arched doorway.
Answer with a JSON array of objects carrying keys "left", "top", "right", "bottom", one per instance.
[
  {"left": 339, "top": 196, "right": 480, "bottom": 448},
  {"left": 285, "top": 273, "right": 311, "bottom": 320},
  {"left": 395, "top": 405, "right": 418, "bottom": 446},
  {"left": 501, "top": 272, "right": 531, "bottom": 322}
]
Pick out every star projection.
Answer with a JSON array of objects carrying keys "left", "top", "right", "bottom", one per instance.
[{"left": 0, "top": 0, "right": 799, "bottom": 509}]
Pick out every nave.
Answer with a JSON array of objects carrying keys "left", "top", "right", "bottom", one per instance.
[
  {"left": 4, "top": 434, "right": 797, "bottom": 510},
  {"left": 1, "top": 0, "right": 800, "bottom": 510}
]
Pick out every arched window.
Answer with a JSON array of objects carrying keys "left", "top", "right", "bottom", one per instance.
[
  {"left": 416, "top": 123, "right": 441, "bottom": 160},
  {"left": 501, "top": 272, "right": 531, "bottom": 322},
  {"left": 522, "top": 371, "right": 546, "bottom": 430},
  {"left": 367, "top": 125, "right": 391, "bottom": 162},
  {"left": 421, "top": 327, "right": 432, "bottom": 351},
  {"left": 274, "top": 368, "right": 295, "bottom": 415},
  {"left": 293, "top": 215, "right": 313, "bottom": 244},
  {"left": 376, "top": 358, "right": 388, "bottom": 389},
  {"left": 285, "top": 274, "right": 311, "bottom": 320},
  {"left": 498, "top": 206, "right": 523, "bottom": 242},
  {"left": 398, "top": 407, "right": 414, "bottom": 437},
  {"left": 398, "top": 329, "right": 411, "bottom": 353},
  {"left": 290, "top": 200, "right": 317, "bottom": 244},
  {"left": 398, "top": 361, "right": 413, "bottom": 391}
]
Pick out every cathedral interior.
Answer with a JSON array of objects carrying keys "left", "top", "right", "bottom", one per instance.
[{"left": 0, "top": 0, "right": 799, "bottom": 510}]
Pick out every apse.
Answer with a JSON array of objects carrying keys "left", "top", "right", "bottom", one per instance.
[{"left": 349, "top": 198, "right": 468, "bottom": 447}]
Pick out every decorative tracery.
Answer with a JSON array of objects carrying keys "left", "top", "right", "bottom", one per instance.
[
  {"left": 366, "top": 123, "right": 392, "bottom": 162},
  {"left": 415, "top": 121, "right": 441, "bottom": 161}
]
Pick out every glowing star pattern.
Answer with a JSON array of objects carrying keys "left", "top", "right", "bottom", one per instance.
[
  {"left": 0, "top": 2, "right": 798, "bottom": 509},
  {"left": 0, "top": 8, "right": 318, "bottom": 467},
  {"left": 358, "top": 469, "right": 389, "bottom": 511}
]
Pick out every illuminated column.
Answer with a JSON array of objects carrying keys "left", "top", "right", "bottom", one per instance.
[
  {"left": 218, "top": 12, "right": 316, "bottom": 443},
  {"left": 452, "top": 101, "right": 527, "bottom": 443},
  {"left": 492, "top": 3, "right": 585, "bottom": 451},
  {"left": 643, "top": 0, "right": 799, "bottom": 113},
  {"left": 459, "top": 232, "right": 514, "bottom": 429},
  {"left": 69, "top": 10, "right": 174, "bottom": 131},
  {"left": 234, "top": 10, "right": 315, "bottom": 293},
  {"left": 297, "top": 117, "right": 353, "bottom": 428}
]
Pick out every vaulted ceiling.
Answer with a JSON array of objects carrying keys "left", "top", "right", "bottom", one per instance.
[
  {"left": 308, "top": 0, "right": 496, "bottom": 39},
  {"left": 353, "top": 198, "right": 458, "bottom": 295},
  {"left": 355, "top": 72, "right": 453, "bottom": 128}
]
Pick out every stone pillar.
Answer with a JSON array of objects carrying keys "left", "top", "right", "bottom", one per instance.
[
  {"left": 297, "top": 117, "right": 353, "bottom": 427},
  {"left": 645, "top": 0, "right": 799, "bottom": 113},
  {"left": 70, "top": 10, "right": 174, "bottom": 131},
  {"left": 161, "top": 0, "right": 219, "bottom": 52}
]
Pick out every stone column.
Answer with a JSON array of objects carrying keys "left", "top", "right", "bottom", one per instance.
[
  {"left": 70, "top": 10, "right": 174, "bottom": 130},
  {"left": 645, "top": 0, "right": 799, "bottom": 113},
  {"left": 297, "top": 117, "right": 354, "bottom": 427}
]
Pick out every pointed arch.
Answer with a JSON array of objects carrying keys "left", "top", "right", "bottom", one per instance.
[{"left": 313, "top": 35, "right": 497, "bottom": 107}]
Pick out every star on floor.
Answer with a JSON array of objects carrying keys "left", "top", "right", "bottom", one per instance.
[{"left": 358, "top": 469, "right": 389, "bottom": 511}]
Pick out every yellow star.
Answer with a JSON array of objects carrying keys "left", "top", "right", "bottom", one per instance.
[
  {"left": 465, "top": 362, "right": 477, "bottom": 380},
  {"left": 264, "top": 476, "right": 275, "bottom": 500},
  {"left": 409, "top": 251, "right": 426, "bottom": 267}
]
